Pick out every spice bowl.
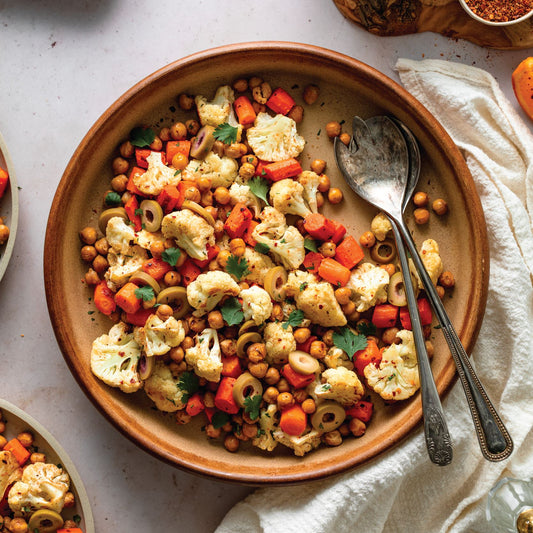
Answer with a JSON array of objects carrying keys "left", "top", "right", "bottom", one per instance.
[{"left": 458, "top": 0, "right": 533, "bottom": 26}]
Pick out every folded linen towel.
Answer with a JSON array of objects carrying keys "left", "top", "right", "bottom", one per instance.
[{"left": 216, "top": 59, "right": 533, "bottom": 533}]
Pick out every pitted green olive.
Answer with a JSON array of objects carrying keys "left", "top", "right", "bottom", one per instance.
[
  {"left": 238, "top": 320, "right": 258, "bottom": 337},
  {"left": 189, "top": 125, "right": 216, "bottom": 159},
  {"left": 181, "top": 199, "right": 216, "bottom": 227},
  {"left": 98, "top": 206, "right": 128, "bottom": 234},
  {"left": 138, "top": 354, "right": 155, "bottom": 380},
  {"left": 288, "top": 350, "right": 320, "bottom": 375},
  {"left": 370, "top": 239, "right": 396, "bottom": 264},
  {"left": 232, "top": 372, "right": 263, "bottom": 408},
  {"left": 28, "top": 509, "right": 64, "bottom": 532},
  {"left": 236, "top": 331, "right": 262, "bottom": 358},
  {"left": 263, "top": 266, "right": 288, "bottom": 302},
  {"left": 387, "top": 271, "right": 407, "bottom": 307},
  {"left": 129, "top": 271, "right": 161, "bottom": 294},
  {"left": 311, "top": 401, "right": 346, "bottom": 432},
  {"left": 156, "top": 286, "right": 191, "bottom": 319},
  {"left": 140, "top": 199, "right": 163, "bottom": 232}
]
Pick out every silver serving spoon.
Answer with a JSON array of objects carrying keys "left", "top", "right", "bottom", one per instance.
[
  {"left": 337, "top": 116, "right": 513, "bottom": 462},
  {"left": 336, "top": 116, "right": 453, "bottom": 466}
]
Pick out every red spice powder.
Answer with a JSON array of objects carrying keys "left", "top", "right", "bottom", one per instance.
[{"left": 464, "top": 0, "right": 533, "bottom": 22}]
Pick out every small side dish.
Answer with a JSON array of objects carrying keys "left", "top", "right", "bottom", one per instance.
[
  {"left": 459, "top": 0, "right": 533, "bottom": 25},
  {"left": 78, "top": 76, "right": 455, "bottom": 457}
]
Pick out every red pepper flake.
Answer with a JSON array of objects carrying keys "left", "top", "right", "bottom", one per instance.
[{"left": 464, "top": 0, "right": 532, "bottom": 22}]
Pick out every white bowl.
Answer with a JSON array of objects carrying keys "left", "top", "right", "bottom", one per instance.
[{"left": 458, "top": 0, "right": 533, "bottom": 26}]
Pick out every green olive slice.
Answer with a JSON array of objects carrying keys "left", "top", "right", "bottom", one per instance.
[
  {"left": 189, "top": 125, "right": 216, "bottom": 160},
  {"left": 236, "top": 331, "right": 262, "bottom": 358},
  {"left": 238, "top": 319, "right": 258, "bottom": 337},
  {"left": 129, "top": 271, "right": 161, "bottom": 295},
  {"left": 232, "top": 372, "right": 263, "bottom": 408},
  {"left": 311, "top": 401, "right": 346, "bottom": 433},
  {"left": 181, "top": 200, "right": 216, "bottom": 227},
  {"left": 98, "top": 206, "right": 128, "bottom": 234},
  {"left": 387, "top": 271, "right": 407, "bottom": 307},
  {"left": 370, "top": 239, "right": 396, "bottom": 264},
  {"left": 140, "top": 199, "right": 164, "bottom": 232},
  {"left": 28, "top": 509, "right": 64, "bottom": 533},
  {"left": 288, "top": 350, "right": 320, "bottom": 375},
  {"left": 138, "top": 354, "right": 155, "bottom": 380},
  {"left": 156, "top": 286, "right": 191, "bottom": 319},
  {"left": 263, "top": 266, "right": 288, "bottom": 302}
]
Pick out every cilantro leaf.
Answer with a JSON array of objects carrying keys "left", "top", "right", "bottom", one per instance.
[
  {"left": 212, "top": 411, "right": 230, "bottom": 429},
  {"left": 213, "top": 123, "right": 239, "bottom": 144},
  {"left": 225, "top": 254, "right": 250, "bottom": 281},
  {"left": 304, "top": 237, "right": 318, "bottom": 253},
  {"left": 243, "top": 395, "right": 262, "bottom": 421},
  {"left": 104, "top": 191, "right": 122, "bottom": 206},
  {"left": 357, "top": 321, "right": 377, "bottom": 337},
  {"left": 134, "top": 285, "right": 155, "bottom": 302},
  {"left": 177, "top": 371, "right": 199, "bottom": 402},
  {"left": 282, "top": 309, "right": 305, "bottom": 330},
  {"left": 254, "top": 242, "right": 270, "bottom": 254},
  {"left": 162, "top": 247, "right": 181, "bottom": 267},
  {"left": 220, "top": 297, "right": 244, "bottom": 326},
  {"left": 249, "top": 176, "right": 270, "bottom": 205},
  {"left": 130, "top": 126, "right": 156, "bottom": 148},
  {"left": 332, "top": 326, "right": 367, "bottom": 360}
]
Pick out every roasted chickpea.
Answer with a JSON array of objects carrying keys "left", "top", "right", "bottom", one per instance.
[
  {"left": 176, "top": 410, "right": 192, "bottom": 425},
  {"left": 17, "top": 432, "right": 33, "bottom": 448},
  {"left": 347, "top": 309, "right": 361, "bottom": 323},
  {"left": 293, "top": 327, "right": 311, "bottom": 345},
  {"left": 270, "top": 303, "right": 284, "bottom": 322},
  {"left": 119, "top": 140, "right": 134, "bottom": 159},
  {"left": 436, "top": 285, "right": 446, "bottom": 299},
  {"left": 184, "top": 185, "right": 201, "bottom": 203},
  {"left": 7, "top": 517, "right": 28, "bottom": 533},
  {"left": 382, "top": 327, "right": 401, "bottom": 345},
  {"left": 413, "top": 191, "right": 429, "bottom": 207},
  {"left": 247, "top": 342, "right": 266, "bottom": 363},
  {"left": 156, "top": 304, "right": 173, "bottom": 321},
  {"left": 323, "top": 430, "right": 343, "bottom": 447},
  {"left": 277, "top": 377, "right": 290, "bottom": 393},
  {"left": 84, "top": 268, "right": 100, "bottom": 286},
  {"left": 342, "top": 301, "right": 356, "bottom": 316},
  {"left": 242, "top": 422, "right": 258, "bottom": 439},
  {"left": 159, "top": 127, "right": 171, "bottom": 142},
  {"left": 214, "top": 186, "right": 231, "bottom": 205},
  {"left": 181, "top": 336, "right": 195, "bottom": 351},
  {"left": 292, "top": 388, "right": 308, "bottom": 404},
  {"left": 263, "top": 386, "right": 279, "bottom": 404},
  {"left": 349, "top": 418, "right": 367, "bottom": 437},
  {"left": 338, "top": 132, "right": 351, "bottom": 146},
  {"left": 80, "top": 245, "right": 97, "bottom": 263},
  {"left": 63, "top": 491, "right": 76, "bottom": 508},
  {"left": 241, "top": 154, "right": 258, "bottom": 167},
  {"left": 178, "top": 93, "right": 194, "bottom": 111},
  {"left": 334, "top": 287, "right": 352, "bottom": 306},
  {"left": 359, "top": 230, "right": 376, "bottom": 248},
  {"left": 224, "top": 142, "right": 247, "bottom": 159},
  {"left": 301, "top": 398, "right": 316, "bottom": 414},
  {"left": 30, "top": 452, "right": 46, "bottom": 464},
  {"left": 232, "top": 78, "right": 248, "bottom": 92},
  {"left": 239, "top": 162, "right": 256, "bottom": 180},
  {"left": 149, "top": 136, "right": 163, "bottom": 151},
  {"left": 185, "top": 119, "right": 200, "bottom": 137},
  {"left": 172, "top": 152, "right": 188, "bottom": 170},
  {"left": 112, "top": 156, "right": 129, "bottom": 175},
  {"left": 439, "top": 270, "right": 455, "bottom": 289},
  {"left": 325, "top": 121, "right": 342, "bottom": 138},
  {"left": 229, "top": 238, "right": 246, "bottom": 257},
  {"left": 188, "top": 316, "right": 206, "bottom": 334},
  {"left": 414, "top": 208, "right": 430, "bottom": 225},
  {"left": 248, "top": 361, "right": 268, "bottom": 379},
  {"left": 200, "top": 189, "right": 213, "bottom": 207},
  {"left": 0, "top": 225, "right": 10, "bottom": 245},
  {"left": 79, "top": 226, "right": 97, "bottom": 245},
  {"left": 432, "top": 198, "right": 448, "bottom": 215},
  {"left": 328, "top": 187, "right": 343, "bottom": 204},
  {"left": 319, "top": 241, "right": 336, "bottom": 258},
  {"left": 148, "top": 240, "right": 164, "bottom": 258},
  {"left": 303, "top": 84, "right": 320, "bottom": 105},
  {"left": 316, "top": 191, "right": 325, "bottom": 209},
  {"left": 309, "top": 340, "right": 327, "bottom": 359},
  {"left": 322, "top": 329, "right": 335, "bottom": 347},
  {"left": 288, "top": 105, "right": 304, "bottom": 124},
  {"left": 277, "top": 392, "right": 295, "bottom": 410},
  {"left": 94, "top": 238, "right": 109, "bottom": 256},
  {"left": 380, "top": 263, "right": 396, "bottom": 277},
  {"left": 170, "top": 122, "right": 187, "bottom": 141},
  {"left": 264, "top": 367, "right": 280, "bottom": 386},
  {"left": 220, "top": 338, "right": 237, "bottom": 357},
  {"left": 310, "top": 159, "right": 326, "bottom": 174},
  {"left": 224, "top": 434, "right": 240, "bottom": 452},
  {"left": 110, "top": 174, "right": 128, "bottom": 193},
  {"left": 252, "top": 101, "right": 266, "bottom": 114},
  {"left": 0, "top": 435, "right": 6, "bottom": 449},
  {"left": 252, "top": 82, "right": 272, "bottom": 104},
  {"left": 169, "top": 346, "right": 185, "bottom": 363},
  {"left": 205, "top": 424, "right": 222, "bottom": 439},
  {"left": 92, "top": 255, "right": 108, "bottom": 274},
  {"left": 318, "top": 173, "right": 330, "bottom": 193}
]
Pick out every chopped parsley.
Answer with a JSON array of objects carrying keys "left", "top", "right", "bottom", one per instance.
[
  {"left": 134, "top": 208, "right": 144, "bottom": 216},
  {"left": 134, "top": 285, "right": 155, "bottom": 302},
  {"left": 225, "top": 254, "right": 250, "bottom": 281},
  {"left": 332, "top": 326, "right": 367, "bottom": 360},
  {"left": 213, "top": 123, "right": 239, "bottom": 144},
  {"left": 130, "top": 126, "right": 156, "bottom": 148},
  {"left": 220, "top": 297, "right": 244, "bottom": 326},
  {"left": 162, "top": 247, "right": 181, "bottom": 267},
  {"left": 248, "top": 176, "right": 270, "bottom": 205},
  {"left": 282, "top": 309, "right": 305, "bottom": 330},
  {"left": 243, "top": 395, "right": 262, "bottom": 421},
  {"left": 177, "top": 371, "right": 199, "bottom": 402}
]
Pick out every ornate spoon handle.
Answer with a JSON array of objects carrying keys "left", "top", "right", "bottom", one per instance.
[{"left": 399, "top": 225, "right": 513, "bottom": 461}]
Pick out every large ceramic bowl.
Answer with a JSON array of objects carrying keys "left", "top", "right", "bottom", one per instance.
[
  {"left": 44, "top": 42, "right": 488, "bottom": 484},
  {"left": 0, "top": 399, "right": 95, "bottom": 532}
]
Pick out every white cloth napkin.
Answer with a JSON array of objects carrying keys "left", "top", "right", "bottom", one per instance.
[{"left": 216, "top": 59, "right": 533, "bottom": 533}]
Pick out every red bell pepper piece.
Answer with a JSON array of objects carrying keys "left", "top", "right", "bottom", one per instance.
[
  {"left": 178, "top": 259, "right": 201, "bottom": 286},
  {"left": 126, "top": 307, "right": 155, "bottom": 326},
  {"left": 345, "top": 401, "right": 374, "bottom": 423},
  {"left": 223, "top": 203, "right": 253, "bottom": 239},
  {"left": 281, "top": 364, "right": 315, "bottom": 389},
  {"left": 191, "top": 244, "right": 220, "bottom": 268},
  {"left": 93, "top": 281, "right": 116, "bottom": 316},
  {"left": 126, "top": 166, "right": 147, "bottom": 196},
  {"left": 335, "top": 235, "right": 364, "bottom": 270},
  {"left": 399, "top": 298, "right": 432, "bottom": 330},
  {"left": 157, "top": 185, "right": 180, "bottom": 213},
  {"left": 124, "top": 195, "right": 142, "bottom": 231}
]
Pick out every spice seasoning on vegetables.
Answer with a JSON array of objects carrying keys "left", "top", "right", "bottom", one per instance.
[{"left": 464, "top": 0, "right": 533, "bottom": 22}]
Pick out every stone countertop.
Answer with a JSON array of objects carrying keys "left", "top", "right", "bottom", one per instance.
[{"left": 0, "top": 0, "right": 530, "bottom": 531}]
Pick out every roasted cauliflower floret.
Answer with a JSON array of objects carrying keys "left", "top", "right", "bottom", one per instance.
[
  {"left": 104, "top": 245, "right": 148, "bottom": 291},
  {"left": 134, "top": 314, "right": 185, "bottom": 357},
  {"left": 241, "top": 246, "right": 275, "bottom": 284},
  {"left": 0, "top": 451, "right": 22, "bottom": 502},
  {"left": 286, "top": 270, "right": 347, "bottom": 327},
  {"left": 298, "top": 170, "right": 321, "bottom": 214},
  {"left": 420, "top": 238, "right": 443, "bottom": 286},
  {"left": 195, "top": 85, "right": 234, "bottom": 127},
  {"left": 183, "top": 152, "right": 238, "bottom": 188},
  {"left": 347, "top": 262, "right": 390, "bottom": 313},
  {"left": 252, "top": 207, "right": 305, "bottom": 270},
  {"left": 186, "top": 271, "right": 240, "bottom": 315},
  {"left": 229, "top": 182, "right": 262, "bottom": 217},
  {"left": 247, "top": 113, "right": 305, "bottom": 162},
  {"left": 269, "top": 178, "right": 311, "bottom": 218},
  {"left": 370, "top": 212, "right": 392, "bottom": 241},
  {"left": 144, "top": 361, "right": 187, "bottom": 411},
  {"left": 324, "top": 346, "right": 354, "bottom": 371},
  {"left": 133, "top": 151, "right": 178, "bottom": 196},
  {"left": 134, "top": 229, "right": 165, "bottom": 251},
  {"left": 273, "top": 429, "right": 322, "bottom": 457},
  {"left": 161, "top": 209, "right": 215, "bottom": 261},
  {"left": 263, "top": 321, "right": 296, "bottom": 365},
  {"left": 240, "top": 285, "right": 273, "bottom": 326},
  {"left": 8, "top": 462, "right": 69, "bottom": 515},
  {"left": 252, "top": 404, "right": 279, "bottom": 452},
  {"left": 105, "top": 216, "right": 136, "bottom": 254},
  {"left": 314, "top": 367, "right": 364, "bottom": 406},
  {"left": 90, "top": 322, "right": 142, "bottom": 393},
  {"left": 185, "top": 328, "right": 223, "bottom": 382},
  {"left": 364, "top": 329, "right": 419, "bottom": 401}
]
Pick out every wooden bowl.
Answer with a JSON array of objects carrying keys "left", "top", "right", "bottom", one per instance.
[
  {"left": 44, "top": 42, "right": 488, "bottom": 484},
  {"left": 0, "top": 399, "right": 95, "bottom": 532}
]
